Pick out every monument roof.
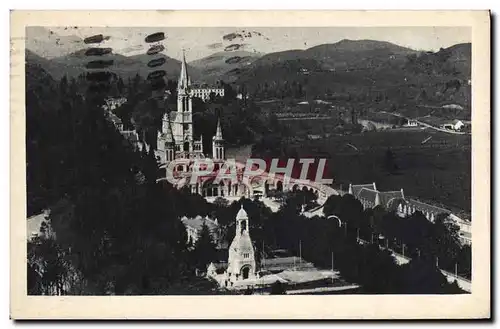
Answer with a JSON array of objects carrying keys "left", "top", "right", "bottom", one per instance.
[{"left": 236, "top": 205, "right": 248, "bottom": 220}]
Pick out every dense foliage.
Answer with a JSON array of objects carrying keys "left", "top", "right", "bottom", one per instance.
[
  {"left": 110, "top": 74, "right": 276, "bottom": 152},
  {"left": 233, "top": 43, "right": 471, "bottom": 117},
  {"left": 26, "top": 68, "right": 218, "bottom": 295},
  {"left": 262, "top": 194, "right": 467, "bottom": 293}
]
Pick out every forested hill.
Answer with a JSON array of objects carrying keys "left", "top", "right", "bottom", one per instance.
[
  {"left": 228, "top": 41, "right": 471, "bottom": 111},
  {"left": 25, "top": 60, "right": 222, "bottom": 294}
]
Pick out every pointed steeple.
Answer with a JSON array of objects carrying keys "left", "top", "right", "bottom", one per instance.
[
  {"left": 214, "top": 117, "right": 223, "bottom": 140},
  {"left": 178, "top": 49, "right": 190, "bottom": 91}
]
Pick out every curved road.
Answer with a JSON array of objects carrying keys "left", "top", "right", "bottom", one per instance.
[{"left": 379, "top": 111, "right": 471, "bottom": 135}]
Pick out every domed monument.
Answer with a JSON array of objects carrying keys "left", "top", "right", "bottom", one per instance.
[{"left": 226, "top": 205, "right": 256, "bottom": 283}]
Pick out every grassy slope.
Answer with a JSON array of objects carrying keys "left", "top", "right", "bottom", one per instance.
[{"left": 293, "top": 129, "right": 471, "bottom": 212}]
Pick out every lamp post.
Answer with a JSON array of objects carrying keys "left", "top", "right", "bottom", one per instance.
[
  {"left": 299, "top": 240, "right": 302, "bottom": 267},
  {"left": 331, "top": 252, "right": 334, "bottom": 284}
]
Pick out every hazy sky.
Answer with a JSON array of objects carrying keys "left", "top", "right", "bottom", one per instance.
[{"left": 27, "top": 26, "right": 471, "bottom": 61}]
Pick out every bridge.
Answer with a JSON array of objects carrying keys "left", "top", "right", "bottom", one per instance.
[{"left": 158, "top": 159, "right": 339, "bottom": 203}]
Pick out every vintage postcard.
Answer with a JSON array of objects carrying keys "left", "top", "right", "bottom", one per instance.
[{"left": 10, "top": 10, "right": 490, "bottom": 319}]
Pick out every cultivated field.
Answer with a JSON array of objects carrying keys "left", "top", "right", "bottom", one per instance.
[{"left": 293, "top": 129, "right": 471, "bottom": 212}]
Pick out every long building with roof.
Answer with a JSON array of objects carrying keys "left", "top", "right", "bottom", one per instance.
[
  {"left": 181, "top": 215, "right": 222, "bottom": 248},
  {"left": 348, "top": 182, "right": 471, "bottom": 245}
]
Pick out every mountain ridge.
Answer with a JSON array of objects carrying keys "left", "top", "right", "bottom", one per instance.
[{"left": 28, "top": 48, "right": 201, "bottom": 81}]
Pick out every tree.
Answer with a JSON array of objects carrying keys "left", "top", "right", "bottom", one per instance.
[
  {"left": 270, "top": 280, "right": 286, "bottom": 295},
  {"left": 427, "top": 214, "right": 461, "bottom": 270},
  {"left": 456, "top": 244, "right": 471, "bottom": 279},
  {"left": 399, "top": 259, "right": 449, "bottom": 294},
  {"left": 28, "top": 236, "right": 69, "bottom": 295},
  {"left": 384, "top": 148, "right": 398, "bottom": 173},
  {"left": 323, "top": 195, "right": 342, "bottom": 217},
  {"left": 193, "top": 223, "right": 217, "bottom": 271}
]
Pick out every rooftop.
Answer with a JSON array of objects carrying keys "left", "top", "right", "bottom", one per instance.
[
  {"left": 406, "top": 199, "right": 451, "bottom": 215},
  {"left": 121, "top": 130, "right": 139, "bottom": 142},
  {"left": 350, "top": 183, "right": 377, "bottom": 197},
  {"left": 378, "top": 190, "right": 405, "bottom": 206},
  {"left": 181, "top": 215, "right": 219, "bottom": 232},
  {"left": 27, "top": 212, "right": 48, "bottom": 240},
  {"left": 357, "top": 188, "right": 378, "bottom": 203}
]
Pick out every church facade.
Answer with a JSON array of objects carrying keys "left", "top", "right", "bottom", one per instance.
[
  {"left": 155, "top": 52, "right": 253, "bottom": 199},
  {"left": 156, "top": 52, "right": 216, "bottom": 163}
]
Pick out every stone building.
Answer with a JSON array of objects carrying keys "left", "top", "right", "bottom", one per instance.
[
  {"left": 348, "top": 182, "right": 471, "bottom": 245},
  {"left": 207, "top": 206, "right": 257, "bottom": 287},
  {"left": 156, "top": 51, "right": 225, "bottom": 165},
  {"left": 226, "top": 206, "right": 257, "bottom": 282},
  {"left": 348, "top": 182, "right": 405, "bottom": 210},
  {"left": 191, "top": 86, "right": 225, "bottom": 101},
  {"left": 155, "top": 52, "right": 255, "bottom": 199},
  {"left": 181, "top": 215, "right": 221, "bottom": 247}
]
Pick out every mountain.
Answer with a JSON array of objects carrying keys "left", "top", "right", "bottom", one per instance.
[
  {"left": 128, "top": 53, "right": 201, "bottom": 81},
  {"left": 30, "top": 49, "right": 201, "bottom": 81},
  {"left": 26, "top": 50, "right": 56, "bottom": 94},
  {"left": 221, "top": 39, "right": 418, "bottom": 91},
  {"left": 228, "top": 40, "right": 471, "bottom": 110},
  {"left": 189, "top": 50, "right": 262, "bottom": 83},
  {"left": 442, "top": 42, "right": 471, "bottom": 76},
  {"left": 26, "top": 27, "right": 84, "bottom": 59},
  {"left": 26, "top": 49, "right": 84, "bottom": 80},
  {"left": 302, "top": 39, "right": 416, "bottom": 69},
  {"left": 226, "top": 39, "right": 417, "bottom": 82}
]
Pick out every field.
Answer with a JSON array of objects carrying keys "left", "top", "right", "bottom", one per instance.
[{"left": 290, "top": 129, "right": 471, "bottom": 212}]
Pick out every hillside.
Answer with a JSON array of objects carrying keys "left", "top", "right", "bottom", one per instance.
[
  {"left": 26, "top": 49, "right": 83, "bottom": 80},
  {"left": 229, "top": 40, "right": 471, "bottom": 112},
  {"left": 25, "top": 52, "right": 57, "bottom": 101},
  {"left": 27, "top": 48, "right": 201, "bottom": 82},
  {"left": 189, "top": 50, "right": 262, "bottom": 83}
]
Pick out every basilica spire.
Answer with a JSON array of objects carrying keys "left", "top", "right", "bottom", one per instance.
[
  {"left": 214, "top": 116, "right": 223, "bottom": 140},
  {"left": 178, "top": 49, "right": 190, "bottom": 91}
]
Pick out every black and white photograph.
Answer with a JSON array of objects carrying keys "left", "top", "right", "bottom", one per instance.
[{"left": 10, "top": 10, "right": 490, "bottom": 319}]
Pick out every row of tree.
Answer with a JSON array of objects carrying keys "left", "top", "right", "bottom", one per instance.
[
  {"left": 322, "top": 194, "right": 471, "bottom": 279},
  {"left": 26, "top": 65, "right": 230, "bottom": 294},
  {"left": 262, "top": 194, "right": 467, "bottom": 293}
]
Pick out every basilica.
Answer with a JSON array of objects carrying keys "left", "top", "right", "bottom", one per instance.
[
  {"left": 155, "top": 53, "right": 253, "bottom": 199},
  {"left": 156, "top": 52, "right": 225, "bottom": 164}
]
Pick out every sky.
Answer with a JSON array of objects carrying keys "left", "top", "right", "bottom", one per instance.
[{"left": 26, "top": 26, "right": 471, "bottom": 61}]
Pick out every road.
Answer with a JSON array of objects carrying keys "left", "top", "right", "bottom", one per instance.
[
  {"left": 379, "top": 111, "right": 471, "bottom": 135},
  {"left": 356, "top": 238, "right": 471, "bottom": 293},
  {"left": 286, "top": 284, "right": 360, "bottom": 294}
]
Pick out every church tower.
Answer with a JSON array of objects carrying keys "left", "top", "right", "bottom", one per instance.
[
  {"left": 163, "top": 112, "right": 175, "bottom": 163},
  {"left": 226, "top": 206, "right": 256, "bottom": 282},
  {"left": 172, "top": 50, "right": 194, "bottom": 155},
  {"left": 212, "top": 117, "right": 225, "bottom": 160}
]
